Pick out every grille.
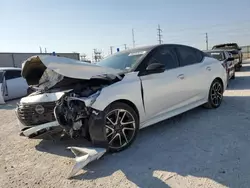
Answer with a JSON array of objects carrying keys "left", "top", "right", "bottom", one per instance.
[{"left": 17, "top": 102, "right": 56, "bottom": 126}]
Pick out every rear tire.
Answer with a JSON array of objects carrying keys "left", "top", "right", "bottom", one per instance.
[
  {"left": 104, "top": 102, "right": 139, "bottom": 153},
  {"left": 203, "top": 79, "right": 223, "bottom": 109}
]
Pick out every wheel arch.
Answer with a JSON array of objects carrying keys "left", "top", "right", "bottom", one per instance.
[
  {"left": 109, "top": 99, "right": 140, "bottom": 122},
  {"left": 214, "top": 77, "right": 224, "bottom": 91}
]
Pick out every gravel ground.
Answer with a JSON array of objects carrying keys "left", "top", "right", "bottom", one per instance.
[{"left": 1, "top": 60, "right": 250, "bottom": 188}]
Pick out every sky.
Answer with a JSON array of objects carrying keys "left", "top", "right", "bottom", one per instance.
[{"left": 1, "top": 0, "right": 250, "bottom": 60}]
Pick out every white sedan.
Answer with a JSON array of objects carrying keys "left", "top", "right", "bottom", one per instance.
[
  {"left": 16, "top": 44, "right": 227, "bottom": 152},
  {"left": 0, "top": 67, "right": 29, "bottom": 104}
]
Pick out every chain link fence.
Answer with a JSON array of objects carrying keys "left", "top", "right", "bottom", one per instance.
[{"left": 241, "top": 45, "right": 250, "bottom": 60}]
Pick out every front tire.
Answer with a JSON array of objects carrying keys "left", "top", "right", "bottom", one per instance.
[
  {"left": 104, "top": 102, "right": 139, "bottom": 152},
  {"left": 203, "top": 79, "right": 223, "bottom": 109}
]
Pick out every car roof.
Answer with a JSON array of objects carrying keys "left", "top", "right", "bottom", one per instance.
[
  {"left": 213, "top": 43, "right": 238, "bottom": 46},
  {"left": 212, "top": 43, "right": 239, "bottom": 48},
  {"left": 116, "top": 45, "right": 158, "bottom": 54},
  {"left": 114, "top": 43, "right": 201, "bottom": 55},
  {"left": 204, "top": 49, "right": 226, "bottom": 53},
  {"left": 0, "top": 67, "right": 21, "bottom": 71}
]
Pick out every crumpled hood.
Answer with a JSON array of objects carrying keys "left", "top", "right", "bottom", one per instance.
[{"left": 21, "top": 55, "right": 123, "bottom": 87}]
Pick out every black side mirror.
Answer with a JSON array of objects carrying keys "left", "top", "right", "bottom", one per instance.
[
  {"left": 227, "top": 57, "right": 234, "bottom": 61},
  {"left": 145, "top": 63, "right": 165, "bottom": 74},
  {"left": 238, "top": 47, "right": 242, "bottom": 50}
]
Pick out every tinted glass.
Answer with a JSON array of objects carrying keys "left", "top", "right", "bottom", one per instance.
[
  {"left": 5, "top": 70, "right": 21, "bottom": 80},
  {"left": 148, "top": 47, "right": 178, "bottom": 70},
  {"left": 96, "top": 50, "right": 147, "bottom": 71},
  {"left": 206, "top": 52, "right": 225, "bottom": 61},
  {"left": 176, "top": 46, "right": 203, "bottom": 66}
]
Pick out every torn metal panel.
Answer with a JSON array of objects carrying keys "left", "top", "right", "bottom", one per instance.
[
  {"left": 38, "top": 69, "right": 64, "bottom": 90},
  {"left": 68, "top": 147, "right": 106, "bottom": 178}
]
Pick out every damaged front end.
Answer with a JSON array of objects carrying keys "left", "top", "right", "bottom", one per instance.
[
  {"left": 54, "top": 89, "right": 108, "bottom": 148},
  {"left": 18, "top": 55, "right": 122, "bottom": 142},
  {"left": 17, "top": 55, "right": 125, "bottom": 177}
]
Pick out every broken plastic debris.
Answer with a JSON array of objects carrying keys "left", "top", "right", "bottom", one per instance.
[{"left": 67, "top": 147, "right": 106, "bottom": 178}]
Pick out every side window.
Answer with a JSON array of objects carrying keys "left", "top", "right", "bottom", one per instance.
[
  {"left": 148, "top": 47, "right": 179, "bottom": 70},
  {"left": 176, "top": 46, "right": 203, "bottom": 67},
  {"left": 5, "top": 70, "right": 21, "bottom": 80}
]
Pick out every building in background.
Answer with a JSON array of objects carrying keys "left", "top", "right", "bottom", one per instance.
[
  {"left": 80, "top": 53, "right": 91, "bottom": 63},
  {"left": 0, "top": 52, "right": 80, "bottom": 68}
]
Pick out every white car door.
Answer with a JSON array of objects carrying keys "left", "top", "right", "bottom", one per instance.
[
  {"left": 139, "top": 45, "right": 189, "bottom": 122},
  {"left": 4, "top": 70, "right": 28, "bottom": 100},
  {"left": 174, "top": 45, "right": 211, "bottom": 104}
]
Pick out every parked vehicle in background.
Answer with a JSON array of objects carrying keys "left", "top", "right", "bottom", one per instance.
[
  {"left": 204, "top": 50, "right": 235, "bottom": 81},
  {"left": 0, "top": 67, "right": 29, "bottom": 104},
  {"left": 212, "top": 43, "right": 242, "bottom": 70},
  {"left": 16, "top": 44, "right": 227, "bottom": 152}
]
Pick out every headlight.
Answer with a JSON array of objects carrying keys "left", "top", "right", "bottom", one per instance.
[
  {"left": 78, "top": 90, "right": 101, "bottom": 107},
  {"left": 66, "top": 90, "right": 101, "bottom": 107}
]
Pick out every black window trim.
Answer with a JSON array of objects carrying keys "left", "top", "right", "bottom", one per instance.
[
  {"left": 174, "top": 44, "right": 205, "bottom": 67},
  {"left": 136, "top": 44, "right": 181, "bottom": 74},
  {"left": 136, "top": 44, "right": 206, "bottom": 74}
]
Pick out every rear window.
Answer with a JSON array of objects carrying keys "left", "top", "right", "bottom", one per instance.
[{"left": 206, "top": 52, "right": 225, "bottom": 61}]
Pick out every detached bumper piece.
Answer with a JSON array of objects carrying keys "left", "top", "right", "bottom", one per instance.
[
  {"left": 67, "top": 110, "right": 108, "bottom": 178},
  {"left": 68, "top": 147, "right": 106, "bottom": 178}
]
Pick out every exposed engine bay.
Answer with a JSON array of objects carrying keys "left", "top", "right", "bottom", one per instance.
[
  {"left": 25, "top": 65, "right": 122, "bottom": 145},
  {"left": 53, "top": 79, "right": 108, "bottom": 140}
]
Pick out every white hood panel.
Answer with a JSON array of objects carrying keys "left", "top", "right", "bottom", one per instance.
[{"left": 22, "top": 55, "right": 122, "bottom": 80}]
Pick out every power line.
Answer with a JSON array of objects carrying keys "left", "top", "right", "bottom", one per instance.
[
  {"left": 157, "top": 24, "right": 163, "bottom": 44},
  {"left": 110, "top": 46, "right": 113, "bottom": 54},
  {"left": 206, "top": 33, "right": 208, "bottom": 50},
  {"left": 132, "top": 29, "right": 135, "bottom": 48}
]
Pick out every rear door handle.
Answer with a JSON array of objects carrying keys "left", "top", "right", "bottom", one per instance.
[
  {"left": 177, "top": 74, "right": 185, "bottom": 80},
  {"left": 206, "top": 66, "right": 211, "bottom": 71}
]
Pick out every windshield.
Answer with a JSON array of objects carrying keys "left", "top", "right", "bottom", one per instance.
[
  {"left": 207, "top": 52, "right": 225, "bottom": 61},
  {"left": 0, "top": 72, "right": 3, "bottom": 83},
  {"left": 213, "top": 44, "right": 238, "bottom": 50},
  {"left": 96, "top": 51, "right": 147, "bottom": 71}
]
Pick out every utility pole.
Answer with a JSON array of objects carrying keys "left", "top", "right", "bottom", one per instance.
[
  {"left": 45, "top": 48, "right": 47, "bottom": 53},
  {"left": 206, "top": 33, "right": 208, "bottom": 50},
  {"left": 110, "top": 46, "right": 113, "bottom": 54},
  {"left": 132, "top": 29, "right": 135, "bottom": 48},
  {"left": 124, "top": 44, "right": 127, "bottom": 50},
  {"left": 157, "top": 24, "right": 163, "bottom": 44},
  {"left": 39, "top": 46, "right": 42, "bottom": 53}
]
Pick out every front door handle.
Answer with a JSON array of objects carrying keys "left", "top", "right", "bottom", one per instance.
[
  {"left": 177, "top": 74, "right": 185, "bottom": 80},
  {"left": 206, "top": 66, "right": 211, "bottom": 71}
]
